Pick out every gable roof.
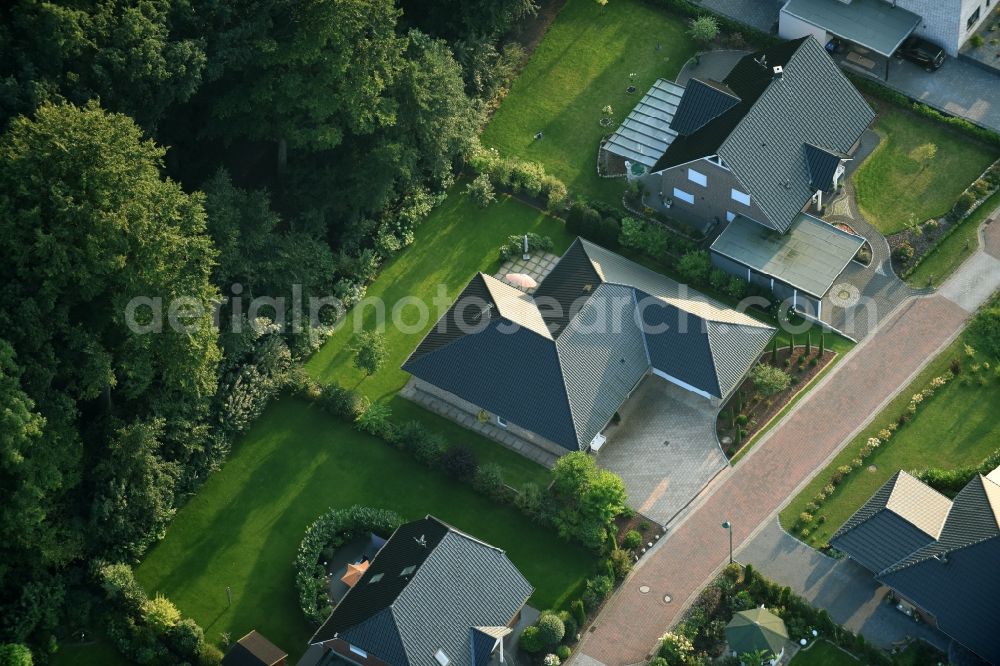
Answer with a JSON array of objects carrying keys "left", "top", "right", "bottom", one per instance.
[
  {"left": 311, "top": 517, "right": 533, "bottom": 666},
  {"left": 803, "top": 144, "right": 847, "bottom": 191},
  {"left": 603, "top": 79, "right": 685, "bottom": 169},
  {"left": 655, "top": 37, "right": 874, "bottom": 233},
  {"left": 403, "top": 239, "right": 774, "bottom": 450},
  {"left": 832, "top": 472, "right": 1000, "bottom": 665},
  {"left": 669, "top": 78, "right": 740, "bottom": 136}
]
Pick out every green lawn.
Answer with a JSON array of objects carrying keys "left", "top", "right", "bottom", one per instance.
[
  {"left": 853, "top": 102, "right": 998, "bottom": 234},
  {"left": 305, "top": 188, "right": 572, "bottom": 485},
  {"left": 780, "top": 329, "right": 1000, "bottom": 546},
  {"left": 789, "top": 640, "right": 858, "bottom": 665},
  {"left": 905, "top": 190, "right": 1000, "bottom": 288},
  {"left": 135, "top": 399, "right": 595, "bottom": 662},
  {"left": 482, "top": 0, "right": 696, "bottom": 207}
]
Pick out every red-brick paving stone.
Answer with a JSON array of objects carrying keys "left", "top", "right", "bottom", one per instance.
[{"left": 576, "top": 295, "right": 969, "bottom": 666}]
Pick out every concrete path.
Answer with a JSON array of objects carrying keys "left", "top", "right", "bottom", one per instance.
[
  {"left": 572, "top": 217, "right": 1000, "bottom": 664},
  {"left": 596, "top": 376, "right": 727, "bottom": 526},
  {"left": 738, "top": 519, "right": 950, "bottom": 652}
]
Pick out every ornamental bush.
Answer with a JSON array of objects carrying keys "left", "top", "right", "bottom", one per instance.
[
  {"left": 439, "top": 445, "right": 478, "bottom": 480},
  {"left": 677, "top": 250, "right": 711, "bottom": 284},
  {"left": 519, "top": 626, "right": 544, "bottom": 653},
  {"left": 622, "top": 529, "right": 642, "bottom": 550},
  {"left": 473, "top": 462, "right": 506, "bottom": 500},
  {"left": 465, "top": 173, "right": 496, "bottom": 207},
  {"left": 295, "top": 506, "right": 404, "bottom": 624},
  {"left": 750, "top": 364, "right": 791, "bottom": 397},
  {"left": 581, "top": 575, "right": 614, "bottom": 610},
  {"left": 558, "top": 610, "right": 578, "bottom": 640},
  {"left": 608, "top": 549, "right": 633, "bottom": 581},
  {"left": 536, "top": 612, "right": 565, "bottom": 646}
]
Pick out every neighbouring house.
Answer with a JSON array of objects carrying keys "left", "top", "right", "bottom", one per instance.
[
  {"left": 780, "top": 0, "right": 992, "bottom": 58},
  {"left": 604, "top": 37, "right": 872, "bottom": 319},
  {"left": 401, "top": 238, "right": 774, "bottom": 459},
  {"left": 297, "top": 516, "right": 533, "bottom": 666},
  {"left": 223, "top": 630, "right": 288, "bottom": 666},
  {"left": 724, "top": 607, "right": 789, "bottom": 665},
  {"left": 830, "top": 469, "right": 1000, "bottom": 664}
]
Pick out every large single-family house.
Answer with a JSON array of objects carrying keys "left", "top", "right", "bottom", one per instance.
[
  {"left": 402, "top": 238, "right": 774, "bottom": 459},
  {"left": 779, "top": 0, "right": 992, "bottom": 58},
  {"left": 602, "top": 37, "right": 872, "bottom": 319},
  {"left": 830, "top": 469, "right": 1000, "bottom": 664},
  {"left": 298, "top": 516, "right": 533, "bottom": 666}
]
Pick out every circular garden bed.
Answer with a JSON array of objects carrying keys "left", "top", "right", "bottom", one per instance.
[{"left": 294, "top": 505, "right": 403, "bottom": 624}]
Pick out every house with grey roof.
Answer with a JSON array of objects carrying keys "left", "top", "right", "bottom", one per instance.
[
  {"left": 298, "top": 516, "right": 532, "bottom": 666},
  {"left": 401, "top": 238, "right": 774, "bottom": 459},
  {"left": 830, "top": 469, "right": 1000, "bottom": 664},
  {"left": 606, "top": 37, "right": 872, "bottom": 321}
]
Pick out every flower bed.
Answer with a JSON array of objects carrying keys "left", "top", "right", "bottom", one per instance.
[{"left": 718, "top": 343, "right": 837, "bottom": 459}]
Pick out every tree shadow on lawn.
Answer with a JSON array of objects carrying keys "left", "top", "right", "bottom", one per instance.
[{"left": 138, "top": 400, "right": 594, "bottom": 658}]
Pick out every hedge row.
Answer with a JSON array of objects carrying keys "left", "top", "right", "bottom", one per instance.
[
  {"left": 849, "top": 74, "right": 1000, "bottom": 149},
  {"left": 468, "top": 147, "right": 568, "bottom": 210},
  {"left": 293, "top": 506, "right": 404, "bottom": 624}
]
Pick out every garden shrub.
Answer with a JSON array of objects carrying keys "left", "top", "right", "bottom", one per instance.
[
  {"left": 581, "top": 575, "right": 614, "bottom": 610},
  {"left": 550, "top": 453, "right": 627, "bottom": 549},
  {"left": 571, "top": 599, "right": 587, "bottom": 628},
  {"left": 556, "top": 645, "right": 572, "bottom": 660},
  {"left": 709, "top": 268, "right": 729, "bottom": 291},
  {"left": 598, "top": 216, "right": 621, "bottom": 247},
  {"left": 141, "top": 594, "right": 181, "bottom": 635},
  {"left": 439, "top": 445, "right": 478, "bottom": 480},
  {"left": 608, "top": 549, "right": 633, "bottom": 581},
  {"left": 498, "top": 232, "right": 554, "bottom": 261},
  {"left": 465, "top": 173, "right": 496, "bottom": 207},
  {"left": 473, "top": 462, "right": 506, "bottom": 500},
  {"left": 542, "top": 176, "right": 568, "bottom": 211},
  {"left": 726, "top": 276, "right": 748, "bottom": 299},
  {"left": 953, "top": 191, "right": 976, "bottom": 216},
  {"left": 514, "top": 482, "right": 544, "bottom": 520},
  {"left": 320, "top": 383, "right": 370, "bottom": 420},
  {"left": 622, "top": 529, "right": 642, "bottom": 550},
  {"left": 750, "top": 364, "right": 790, "bottom": 397},
  {"left": 469, "top": 147, "right": 567, "bottom": 207},
  {"left": 677, "top": 250, "right": 711, "bottom": 284},
  {"left": 519, "top": 626, "right": 543, "bottom": 653},
  {"left": 969, "top": 305, "right": 1000, "bottom": 360},
  {"left": 0, "top": 644, "right": 33, "bottom": 666},
  {"left": 355, "top": 401, "right": 393, "bottom": 438},
  {"left": 557, "top": 610, "right": 578, "bottom": 640},
  {"left": 536, "top": 612, "right": 565, "bottom": 646},
  {"left": 688, "top": 15, "right": 720, "bottom": 44},
  {"left": 294, "top": 506, "right": 404, "bottom": 624}
]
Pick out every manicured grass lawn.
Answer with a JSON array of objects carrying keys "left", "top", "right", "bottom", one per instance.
[
  {"left": 135, "top": 399, "right": 596, "bottom": 662},
  {"left": 905, "top": 190, "right": 1000, "bottom": 287},
  {"left": 853, "top": 102, "right": 998, "bottom": 234},
  {"left": 789, "top": 640, "right": 858, "bottom": 665},
  {"left": 482, "top": 0, "right": 696, "bottom": 207},
  {"left": 305, "top": 188, "right": 572, "bottom": 485},
  {"left": 779, "top": 329, "right": 999, "bottom": 546}
]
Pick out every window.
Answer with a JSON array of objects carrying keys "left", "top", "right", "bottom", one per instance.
[
  {"left": 707, "top": 154, "right": 728, "bottom": 169},
  {"left": 672, "top": 187, "right": 695, "bottom": 204},
  {"left": 731, "top": 188, "right": 751, "bottom": 206},
  {"left": 435, "top": 650, "right": 450, "bottom": 666},
  {"left": 368, "top": 573, "right": 384, "bottom": 584},
  {"left": 726, "top": 211, "right": 736, "bottom": 222},
  {"left": 687, "top": 168, "right": 707, "bottom": 187},
  {"left": 349, "top": 645, "right": 369, "bottom": 659},
  {"left": 967, "top": 6, "right": 981, "bottom": 30},
  {"left": 496, "top": 415, "right": 508, "bottom": 428},
  {"left": 400, "top": 565, "right": 416, "bottom": 577}
]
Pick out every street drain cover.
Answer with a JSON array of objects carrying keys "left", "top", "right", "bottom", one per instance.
[{"left": 663, "top": 594, "right": 672, "bottom": 603}]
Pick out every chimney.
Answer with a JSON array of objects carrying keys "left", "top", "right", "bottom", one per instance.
[{"left": 772, "top": 65, "right": 784, "bottom": 80}]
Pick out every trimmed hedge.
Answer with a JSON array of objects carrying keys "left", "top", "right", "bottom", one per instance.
[{"left": 294, "top": 506, "right": 404, "bottom": 624}]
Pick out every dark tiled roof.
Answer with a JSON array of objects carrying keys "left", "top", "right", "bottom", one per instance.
[
  {"left": 833, "top": 473, "right": 1000, "bottom": 665},
  {"left": 403, "top": 239, "right": 774, "bottom": 450},
  {"left": 470, "top": 629, "right": 497, "bottom": 666},
  {"left": 638, "top": 294, "right": 720, "bottom": 396},
  {"left": 804, "top": 143, "right": 847, "bottom": 191},
  {"left": 311, "top": 517, "right": 533, "bottom": 666},
  {"left": 532, "top": 240, "right": 602, "bottom": 338},
  {"left": 402, "top": 317, "right": 578, "bottom": 449},
  {"left": 410, "top": 275, "right": 497, "bottom": 361},
  {"left": 223, "top": 631, "right": 287, "bottom": 666},
  {"left": 655, "top": 37, "right": 874, "bottom": 233},
  {"left": 669, "top": 78, "right": 740, "bottom": 136},
  {"left": 830, "top": 510, "right": 937, "bottom": 574}
]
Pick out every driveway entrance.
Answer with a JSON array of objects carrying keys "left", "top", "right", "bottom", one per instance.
[{"left": 595, "top": 375, "right": 727, "bottom": 526}]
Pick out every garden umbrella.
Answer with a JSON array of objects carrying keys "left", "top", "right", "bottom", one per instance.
[
  {"left": 505, "top": 273, "right": 537, "bottom": 289},
  {"left": 340, "top": 560, "right": 369, "bottom": 588},
  {"left": 725, "top": 607, "right": 788, "bottom": 657}
]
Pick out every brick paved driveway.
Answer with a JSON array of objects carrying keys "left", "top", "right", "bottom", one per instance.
[
  {"left": 574, "top": 295, "right": 969, "bottom": 665},
  {"left": 596, "top": 376, "right": 727, "bottom": 526}
]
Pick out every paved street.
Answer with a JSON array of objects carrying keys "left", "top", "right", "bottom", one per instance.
[
  {"left": 596, "top": 376, "right": 727, "bottom": 526},
  {"left": 738, "top": 519, "right": 949, "bottom": 652},
  {"left": 572, "top": 219, "right": 1000, "bottom": 665}
]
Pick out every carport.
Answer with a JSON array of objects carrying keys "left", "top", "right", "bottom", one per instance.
[
  {"left": 709, "top": 213, "right": 865, "bottom": 321},
  {"left": 779, "top": 0, "right": 921, "bottom": 80}
]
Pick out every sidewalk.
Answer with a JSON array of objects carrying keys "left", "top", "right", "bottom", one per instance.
[{"left": 573, "top": 221, "right": 1000, "bottom": 665}]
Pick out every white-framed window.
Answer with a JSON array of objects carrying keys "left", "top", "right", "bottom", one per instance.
[
  {"left": 349, "top": 645, "right": 369, "bottom": 659},
  {"left": 672, "top": 187, "right": 695, "bottom": 204},
  {"left": 435, "top": 650, "right": 451, "bottom": 666},
  {"left": 496, "top": 415, "right": 508, "bottom": 428},
  {"left": 731, "top": 188, "right": 751, "bottom": 206},
  {"left": 687, "top": 168, "right": 707, "bottom": 187},
  {"left": 726, "top": 211, "right": 736, "bottom": 222},
  {"left": 967, "top": 6, "right": 981, "bottom": 30}
]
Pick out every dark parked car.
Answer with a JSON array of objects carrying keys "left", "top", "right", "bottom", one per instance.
[{"left": 897, "top": 36, "right": 946, "bottom": 71}]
